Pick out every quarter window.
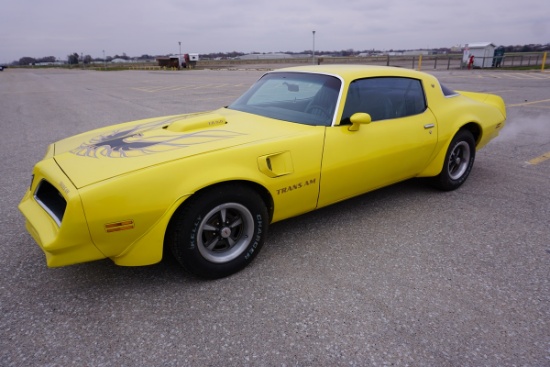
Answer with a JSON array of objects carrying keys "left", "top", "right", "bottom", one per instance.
[{"left": 440, "top": 83, "right": 458, "bottom": 97}]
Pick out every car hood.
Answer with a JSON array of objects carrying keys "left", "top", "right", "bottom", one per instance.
[{"left": 53, "top": 108, "right": 311, "bottom": 188}]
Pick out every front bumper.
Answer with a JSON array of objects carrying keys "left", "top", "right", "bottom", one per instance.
[{"left": 18, "top": 158, "right": 106, "bottom": 267}]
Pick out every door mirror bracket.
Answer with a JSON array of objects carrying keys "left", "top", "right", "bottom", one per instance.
[{"left": 348, "top": 113, "right": 372, "bottom": 131}]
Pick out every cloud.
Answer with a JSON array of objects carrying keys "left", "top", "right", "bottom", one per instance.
[{"left": 1, "top": 0, "right": 548, "bottom": 63}]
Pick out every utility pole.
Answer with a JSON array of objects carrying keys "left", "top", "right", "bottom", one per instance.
[
  {"left": 178, "top": 41, "right": 182, "bottom": 69},
  {"left": 312, "top": 31, "right": 316, "bottom": 64}
]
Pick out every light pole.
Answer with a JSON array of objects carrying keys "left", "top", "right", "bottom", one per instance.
[
  {"left": 103, "top": 50, "right": 106, "bottom": 70},
  {"left": 178, "top": 41, "right": 182, "bottom": 69},
  {"left": 312, "top": 31, "right": 316, "bottom": 64}
]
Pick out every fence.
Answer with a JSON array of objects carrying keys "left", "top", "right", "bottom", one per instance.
[
  {"left": 197, "top": 52, "right": 549, "bottom": 71},
  {"left": 196, "top": 55, "right": 465, "bottom": 70},
  {"left": 13, "top": 52, "right": 548, "bottom": 71},
  {"left": 495, "top": 52, "right": 548, "bottom": 68}
]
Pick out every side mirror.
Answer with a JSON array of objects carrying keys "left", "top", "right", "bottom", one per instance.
[{"left": 348, "top": 112, "right": 372, "bottom": 131}]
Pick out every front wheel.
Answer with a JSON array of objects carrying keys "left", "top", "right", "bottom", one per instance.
[
  {"left": 166, "top": 185, "right": 268, "bottom": 279},
  {"left": 432, "top": 130, "right": 476, "bottom": 191}
]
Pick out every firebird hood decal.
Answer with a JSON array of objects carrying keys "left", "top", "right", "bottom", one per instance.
[
  {"left": 71, "top": 125, "right": 244, "bottom": 158},
  {"left": 70, "top": 115, "right": 242, "bottom": 158},
  {"left": 52, "top": 109, "right": 313, "bottom": 188}
]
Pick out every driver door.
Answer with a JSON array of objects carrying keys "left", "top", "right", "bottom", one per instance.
[{"left": 317, "top": 77, "right": 438, "bottom": 207}]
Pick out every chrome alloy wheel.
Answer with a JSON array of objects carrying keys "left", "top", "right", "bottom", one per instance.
[
  {"left": 447, "top": 141, "right": 471, "bottom": 180},
  {"left": 197, "top": 203, "right": 254, "bottom": 263}
]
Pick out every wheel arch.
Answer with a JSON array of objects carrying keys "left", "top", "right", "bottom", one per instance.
[
  {"left": 460, "top": 122, "right": 482, "bottom": 147},
  {"left": 163, "top": 179, "right": 273, "bottom": 278},
  {"left": 165, "top": 179, "right": 274, "bottom": 240},
  {"left": 190, "top": 180, "right": 275, "bottom": 221},
  {"left": 418, "top": 121, "right": 480, "bottom": 178},
  {"left": 430, "top": 127, "right": 477, "bottom": 190}
]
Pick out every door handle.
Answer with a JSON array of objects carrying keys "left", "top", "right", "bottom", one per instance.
[{"left": 424, "top": 123, "right": 435, "bottom": 129}]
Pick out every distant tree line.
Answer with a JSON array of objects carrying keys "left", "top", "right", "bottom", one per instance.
[
  {"left": 9, "top": 43, "right": 550, "bottom": 66},
  {"left": 200, "top": 51, "right": 246, "bottom": 59},
  {"left": 14, "top": 52, "right": 163, "bottom": 66},
  {"left": 500, "top": 44, "right": 550, "bottom": 52},
  {"left": 18, "top": 55, "right": 57, "bottom": 65}
]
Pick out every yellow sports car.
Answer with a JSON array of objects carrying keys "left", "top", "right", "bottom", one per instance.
[{"left": 19, "top": 65, "right": 506, "bottom": 278}]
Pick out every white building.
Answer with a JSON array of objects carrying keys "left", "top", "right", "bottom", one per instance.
[
  {"left": 111, "top": 58, "right": 131, "bottom": 63},
  {"left": 463, "top": 42, "right": 496, "bottom": 68}
]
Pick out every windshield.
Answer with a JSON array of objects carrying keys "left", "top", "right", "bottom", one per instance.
[{"left": 228, "top": 72, "right": 342, "bottom": 126}]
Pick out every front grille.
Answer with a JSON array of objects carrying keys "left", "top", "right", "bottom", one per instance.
[{"left": 34, "top": 180, "right": 67, "bottom": 226}]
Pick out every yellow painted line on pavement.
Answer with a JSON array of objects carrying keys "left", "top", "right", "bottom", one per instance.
[
  {"left": 132, "top": 84, "right": 245, "bottom": 93},
  {"left": 528, "top": 152, "right": 550, "bottom": 165},
  {"left": 505, "top": 73, "right": 527, "bottom": 79},
  {"left": 509, "top": 98, "right": 550, "bottom": 107},
  {"left": 445, "top": 72, "right": 550, "bottom": 80},
  {"left": 185, "top": 84, "right": 216, "bottom": 90},
  {"left": 501, "top": 72, "right": 550, "bottom": 80},
  {"left": 484, "top": 89, "right": 516, "bottom": 94},
  {"left": 522, "top": 73, "right": 550, "bottom": 79}
]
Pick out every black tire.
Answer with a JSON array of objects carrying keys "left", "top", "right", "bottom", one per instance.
[
  {"left": 166, "top": 184, "right": 268, "bottom": 279},
  {"left": 432, "top": 130, "right": 476, "bottom": 191}
]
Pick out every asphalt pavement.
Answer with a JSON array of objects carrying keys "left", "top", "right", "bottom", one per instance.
[{"left": 0, "top": 67, "right": 549, "bottom": 366}]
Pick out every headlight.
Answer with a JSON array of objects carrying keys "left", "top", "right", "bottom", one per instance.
[
  {"left": 29, "top": 174, "right": 35, "bottom": 192},
  {"left": 44, "top": 144, "right": 55, "bottom": 159}
]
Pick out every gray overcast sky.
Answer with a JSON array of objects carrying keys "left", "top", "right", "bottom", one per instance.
[{"left": 1, "top": 0, "right": 548, "bottom": 63}]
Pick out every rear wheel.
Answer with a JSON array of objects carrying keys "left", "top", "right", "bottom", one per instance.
[
  {"left": 166, "top": 185, "right": 268, "bottom": 279},
  {"left": 432, "top": 130, "right": 476, "bottom": 191}
]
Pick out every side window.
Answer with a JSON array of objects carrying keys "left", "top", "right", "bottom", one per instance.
[{"left": 341, "top": 77, "right": 426, "bottom": 123}]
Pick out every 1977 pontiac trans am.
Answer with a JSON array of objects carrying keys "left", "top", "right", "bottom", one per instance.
[{"left": 19, "top": 65, "right": 506, "bottom": 278}]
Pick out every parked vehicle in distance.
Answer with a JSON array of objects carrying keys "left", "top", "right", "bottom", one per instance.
[{"left": 19, "top": 65, "right": 506, "bottom": 278}]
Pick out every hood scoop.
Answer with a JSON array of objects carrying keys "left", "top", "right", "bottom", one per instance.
[{"left": 165, "top": 113, "right": 227, "bottom": 132}]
